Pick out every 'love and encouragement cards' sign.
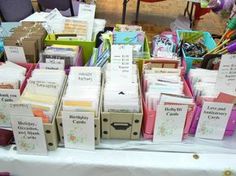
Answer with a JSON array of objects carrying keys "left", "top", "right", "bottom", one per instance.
[
  {"left": 11, "top": 116, "right": 47, "bottom": 155},
  {"left": 62, "top": 111, "right": 95, "bottom": 150},
  {"left": 196, "top": 102, "right": 233, "bottom": 140},
  {"left": 153, "top": 105, "right": 188, "bottom": 143}
]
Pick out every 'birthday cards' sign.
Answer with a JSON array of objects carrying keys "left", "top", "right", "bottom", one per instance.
[
  {"left": 153, "top": 105, "right": 188, "bottom": 143},
  {"left": 62, "top": 111, "right": 95, "bottom": 150},
  {"left": 196, "top": 102, "right": 233, "bottom": 140}
]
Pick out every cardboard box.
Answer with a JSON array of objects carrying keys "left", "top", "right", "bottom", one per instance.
[{"left": 101, "top": 73, "right": 143, "bottom": 140}]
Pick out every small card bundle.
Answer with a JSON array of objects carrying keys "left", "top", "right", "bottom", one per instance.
[
  {"left": 40, "top": 45, "right": 81, "bottom": 70},
  {"left": 113, "top": 24, "right": 145, "bottom": 55},
  {"left": 103, "top": 64, "right": 140, "bottom": 113},
  {"left": 20, "top": 69, "right": 65, "bottom": 123},
  {"left": 62, "top": 67, "right": 101, "bottom": 115},
  {"left": 152, "top": 32, "right": 177, "bottom": 58},
  {"left": 0, "top": 61, "right": 26, "bottom": 90},
  {"left": 188, "top": 68, "right": 219, "bottom": 100},
  {"left": 143, "top": 67, "right": 189, "bottom": 111},
  {"left": 63, "top": 19, "right": 88, "bottom": 41}
]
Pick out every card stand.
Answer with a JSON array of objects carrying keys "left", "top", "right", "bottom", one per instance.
[
  {"left": 42, "top": 76, "right": 67, "bottom": 151},
  {"left": 142, "top": 77, "right": 195, "bottom": 139},
  {"left": 101, "top": 75, "right": 143, "bottom": 140},
  {"left": 44, "top": 34, "right": 96, "bottom": 64},
  {"left": 37, "top": 47, "right": 83, "bottom": 75},
  {"left": 176, "top": 30, "right": 216, "bottom": 73},
  {"left": 56, "top": 77, "right": 103, "bottom": 146}
]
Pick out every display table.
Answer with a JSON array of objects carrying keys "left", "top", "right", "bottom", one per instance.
[{"left": 0, "top": 145, "right": 236, "bottom": 176}]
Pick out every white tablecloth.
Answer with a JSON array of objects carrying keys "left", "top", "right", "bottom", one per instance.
[{"left": 0, "top": 145, "right": 236, "bottom": 176}]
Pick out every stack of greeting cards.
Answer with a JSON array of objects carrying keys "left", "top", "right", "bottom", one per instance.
[
  {"left": 142, "top": 62, "right": 195, "bottom": 141},
  {"left": 20, "top": 69, "right": 66, "bottom": 123}
]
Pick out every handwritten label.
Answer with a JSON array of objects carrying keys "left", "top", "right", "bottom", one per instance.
[
  {"left": 78, "top": 4, "right": 96, "bottom": 41},
  {"left": 39, "top": 63, "right": 64, "bottom": 70},
  {"left": 153, "top": 105, "right": 188, "bottom": 143},
  {"left": 46, "top": 58, "right": 65, "bottom": 66},
  {"left": 62, "top": 111, "right": 95, "bottom": 150},
  {"left": 11, "top": 116, "right": 47, "bottom": 155},
  {"left": 4, "top": 46, "right": 27, "bottom": 63},
  {"left": 196, "top": 102, "right": 233, "bottom": 140},
  {"left": 216, "top": 54, "right": 236, "bottom": 96},
  {"left": 0, "top": 89, "right": 20, "bottom": 102},
  {"left": 156, "top": 51, "right": 174, "bottom": 59},
  {"left": 70, "top": 67, "right": 101, "bottom": 86},
  {"left": 27, "top": 80, "right": 60, "bottom": 96},
  {"left": 7, "top": 103, "right": 33, "bottom": 116},
  {"left": 111, "top": 45, "right": 133, "bottom": 83}
]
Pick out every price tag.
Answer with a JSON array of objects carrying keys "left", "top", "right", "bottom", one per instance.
[
  {"left": 11, "top": 116, "right": 48, "bottom": 155},
  {"left": 196, "top": 102, "right": 233, "bottom": 140},
  {"left": 153, "top": 104, "right": 188, "bottom": 143},
  {"left": 62, "top": 111, "right": 95, "bottom": 150},
  {"left": 216, "top": 54, "right": 236, "bottom": 96},
  {"left": 4, "top": 46, "right": 26, "bottom": 63},
  {"left": 111, "top": 45, "right": 133, "bottom": 83}
]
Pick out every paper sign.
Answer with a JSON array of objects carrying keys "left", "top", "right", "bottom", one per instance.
[
  {"left": 4, "top": 46, "right": 26, "bottom": 63},
  {"left": 39, "top": 63, "right": 64, "bottom": 70},
  {"left": 46, "top": 58, "right": 65, "bottom": 66},
  {"left": 0, "top": 102, "right": 11, "bottom": 127},
  {"left": 11, "top": 116, "right": 47, "bottom": 155},
  {"left": 62, "top": 111, "right": 95, "bottom": 150},
  {"left": 111, "top": 45, "right": 133, "bottom": 83},
  {"left": 216, "top": 54, "right": 236, "bottom": 96},
  {"left": 196, "top": 102, "right": 233, "bottom": 140},
  {"left": 7, "top": 103, "right": 34, "bottom": 116},
  {"left": 0, "top": 89, "right": 20, "bottom": 103},
  {"left": 156, "top": 51, "right": 174, "bottom": 59},
  {"left": 78, "top": 4, "right": 96, "bottom": 41},
  {"left": 70, "top": 67, "right": 101, "bottom": 86},
  {"left": 153, "top": 105, "right": 188, "bottom": 143}
]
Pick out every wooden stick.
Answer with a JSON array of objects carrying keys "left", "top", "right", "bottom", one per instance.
[{"left": 217, "top": 29, "right": 230, "bottom": 45}]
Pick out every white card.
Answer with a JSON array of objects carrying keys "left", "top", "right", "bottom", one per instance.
[
  {"left": 216, "top": 54, "right": 236, "bottom": 96},
  {"left": 78, "top": 4, "right": 96, "bottom": 41},
  {"left": 111, "top": 45, "right": 133, "bottom": 83},
  {"left": 196, "top": 102, "right": 233, "bottom": 140},
  {"left": 62, "top": 111, "right": 95, "bottom": 150},
  {"left": 0, "top": 89, "right": 20, "bottom": 103},
  {"left": 46, "top": 58, "right": 65, "bottom": 66},
  {"left": 153, "top": 104, "right": 188, "bottom": 143},
  {"left": 11, "top": 116, "right": 47, "bottom": 155},
  {"left": 7, "top": 103, "right": 34, "bottom": 116},
  {"left": 4, "top": 46, "right": 27, "bottom": 63},
  {"left": 39, "top": 63, "right": 64, "bottom": 70},
  {"left": 0, "top": 102, "right": 11, "bottom": 127}
]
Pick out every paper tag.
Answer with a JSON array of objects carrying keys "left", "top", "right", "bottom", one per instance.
[
  {"left": 153, "top": 104, "right": 188, "bottom": 143},
  {"left": 39, "top": 63, "right": 64, "bottom": 70},
  {"left": 4, "top": 46, "right": 27, "bottom": 63},
  {"left": 62, "top": 111, "right": 95, "bottom": 150},
  {"left": 70, "top": 67, "right": 101, "bottom": 86},
  {"left": 111, "top": 45, "right": 133, "bottom": 83},
  {"left": 216, "top": 54, "right": 236, "bottom": 96},
  {"left": 7, "top": 103, "right": 34, "bottom": 116},
  {"left": 46, "top": 58, "right": 65, "bottom": 66},
  {"left": 78, "top": 4, "right": 96, "bottom": 41},
  {"left": 27, "top": 80, "right": 60, "bottom": 96},
  {"left": 0, "top": 89, "right": 20, "bottom": 103},
  {"left": 11, "top": 116, "right": 47, "bottom": 155},
  {"left": 0, "top": 102, "right": 11, "bottom": 127},
  {"left": 196, "top": 102, "right": 233, "bottom": 140}
]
